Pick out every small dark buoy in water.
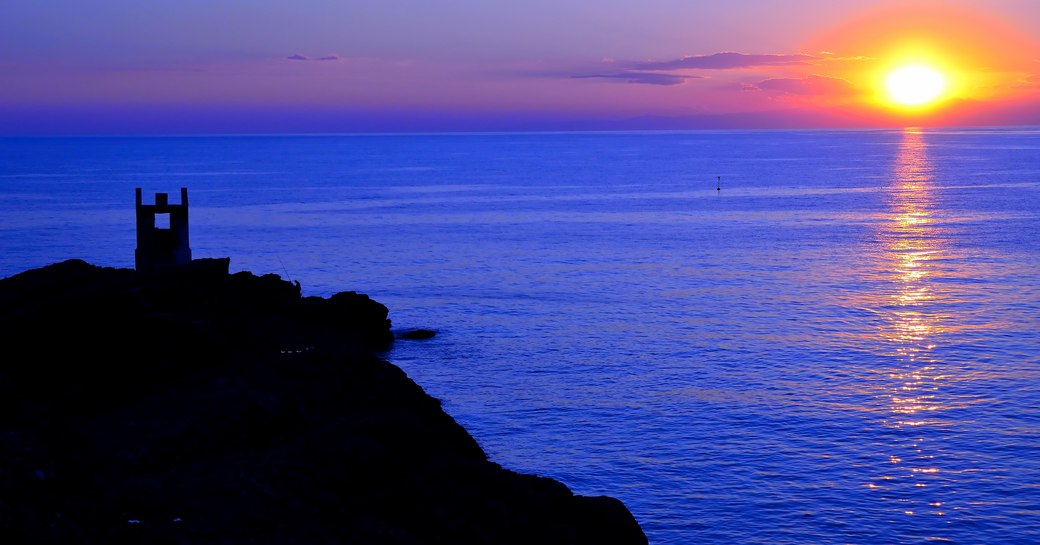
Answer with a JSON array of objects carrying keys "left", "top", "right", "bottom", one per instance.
[{"left": 716, "top": 176, "right": 721, "bottom": 192}]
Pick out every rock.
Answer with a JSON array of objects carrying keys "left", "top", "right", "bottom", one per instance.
[
  {"left": 397, "top": 328, "right": 437, "bottom": 340},
  {"left": 0, "top": 259, "right": 647, "bottom": 545}
]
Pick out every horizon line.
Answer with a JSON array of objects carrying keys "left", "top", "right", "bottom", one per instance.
[{"left": 3, "top": 123, "right": 1039, "bottom": 139}]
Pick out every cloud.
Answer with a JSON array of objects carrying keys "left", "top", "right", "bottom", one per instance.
[
  {"left": 560, "top": 50, "right": 833, "bottom": 86},
  {"left": 1016, "top": 73, "right": 1040, "bottom": 90},
  {"left": 636, "top": 52, "right": 818, "bottom": 71},
  {"left": 571, "top": 72, "right": 701, "bottom": 86},
  {"left": 751, "top": 74, "right": 856, "bottom": 96},
  {"left": 287, "top": 54, "right": 341, "bottom": 62}
]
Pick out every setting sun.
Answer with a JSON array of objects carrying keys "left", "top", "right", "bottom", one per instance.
[{"left": 886, "top": 65, "right": 947, "bottom": 107}]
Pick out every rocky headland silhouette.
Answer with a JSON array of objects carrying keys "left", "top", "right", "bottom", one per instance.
[{"left": 0, "top": 257, "right": 647, "bottom": 544}]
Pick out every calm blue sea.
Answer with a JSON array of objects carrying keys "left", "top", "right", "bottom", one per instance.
[{"left": 2, "top": 128, "right": 1040, "bottom": 544}]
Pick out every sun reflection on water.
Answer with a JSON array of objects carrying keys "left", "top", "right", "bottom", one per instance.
[
  {"left": 878, "top": 129, "right": 947, "bottom": 411},
  {"left": 883, "top": 130, "right": 943, "bottom": 357},
  {"left": 867, "top": 128, "right": 950, "bottom": 521}
]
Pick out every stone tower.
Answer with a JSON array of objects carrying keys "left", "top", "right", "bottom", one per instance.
[{"left": 135, "top": 187, "right": 192, "bottom": 272}]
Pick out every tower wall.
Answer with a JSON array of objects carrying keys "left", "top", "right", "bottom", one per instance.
[{"left": 135, "top": 187, "right": 192, "bottom": 272}]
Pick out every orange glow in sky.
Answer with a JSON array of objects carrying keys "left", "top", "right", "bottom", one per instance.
[{"left": 802, "top": 2, "right": 1039, "bottom": 123}]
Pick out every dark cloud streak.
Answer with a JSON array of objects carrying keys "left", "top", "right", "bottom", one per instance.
[
  {"left": 751, "top": 74, "right": 855, "bottom": 96},
  {"left": 288, "top": 54, "right": 340, "bottom": 62},
  {"left": 572, "top": 72, "right": 701, "bottom": 86},
  {"left": 636, "top": 52, "right": 818, "bottom": 71}
]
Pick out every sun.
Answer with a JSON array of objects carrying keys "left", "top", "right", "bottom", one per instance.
[{"left": 885, "top": 65, "right": 947, "bottom": 107}]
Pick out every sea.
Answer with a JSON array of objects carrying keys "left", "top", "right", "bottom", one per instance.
[{"left": 2, "top": 128, "right": 1039, "bottom": 545}]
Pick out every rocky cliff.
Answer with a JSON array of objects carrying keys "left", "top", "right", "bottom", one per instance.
[{"left": 0, "top": 258, "right": 647, "bottom": 545}]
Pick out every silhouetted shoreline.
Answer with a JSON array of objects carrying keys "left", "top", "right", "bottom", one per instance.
[{"left": 0, "top": 258, "right": 646, "bottom": 544}]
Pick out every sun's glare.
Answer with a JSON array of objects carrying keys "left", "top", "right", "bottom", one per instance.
[{"left": 885, "top": 65, "right": 947, "bottom": 107}]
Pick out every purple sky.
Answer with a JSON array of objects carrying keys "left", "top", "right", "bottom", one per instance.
[{"left": 2, "top": 0, "right": 1038, "bottom": 134}]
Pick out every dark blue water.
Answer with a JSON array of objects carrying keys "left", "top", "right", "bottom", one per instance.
[{"left": 3, "top": 129, "right": 1039, "bottom": 544}]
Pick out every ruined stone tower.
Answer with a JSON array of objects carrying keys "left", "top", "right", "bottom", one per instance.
[{"left": 135, "top": 187, "right": 192, "bottom": 272}]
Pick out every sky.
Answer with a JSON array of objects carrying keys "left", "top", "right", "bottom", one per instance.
[{"left": 2, "top": 0, "right": 1038, "bottom": 134}]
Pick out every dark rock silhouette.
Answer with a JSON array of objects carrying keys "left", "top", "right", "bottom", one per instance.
[
  {"left": 397, "top": 328, "right": 438, "bottom": 340},
  {"left": 0, "top": 259, "right": 647, "bottom": 545}
]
